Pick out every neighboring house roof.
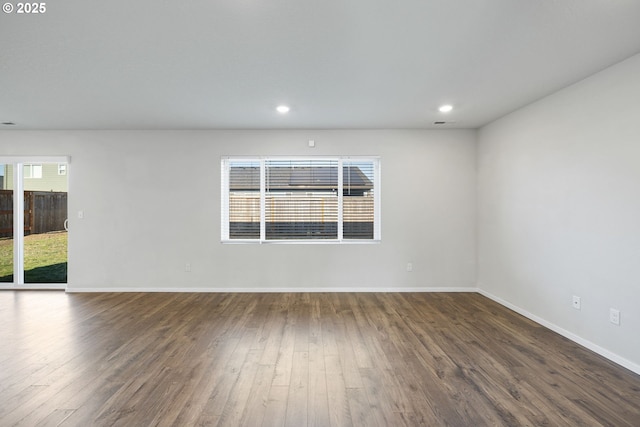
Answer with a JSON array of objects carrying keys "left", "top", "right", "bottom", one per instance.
[{"left": 230, "top": 166, "right": 373, "bottom": 191}]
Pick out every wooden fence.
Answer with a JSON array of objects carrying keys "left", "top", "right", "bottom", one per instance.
[
  {"left": 0, "top": 190, "right": 67, "bottom": 238},
  {"left": 229, "top": 192, "right": 374, "bottom": 223}
]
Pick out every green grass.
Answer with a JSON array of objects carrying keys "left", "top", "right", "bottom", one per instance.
[{"left": 0, "top": 232, "right": 68, "bottom": 283}]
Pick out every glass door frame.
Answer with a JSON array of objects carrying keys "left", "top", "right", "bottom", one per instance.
[{"left": 0, "top": 155, "right": 70, "bottom": 290}]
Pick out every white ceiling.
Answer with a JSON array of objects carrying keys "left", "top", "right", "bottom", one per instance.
[{"left": 2, "top": 0, "right": 640, "bottom": 130}]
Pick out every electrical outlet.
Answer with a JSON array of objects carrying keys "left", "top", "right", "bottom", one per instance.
[
  {"left": 609, "top": 308, "right": 620, "bottom": 325},
  {"left": 572, "top": 295, "right": 581, "bottom": 310},
  {"left": 406, "top": 263, "right": 413, "bottom": 272},
  {"left": 185, "top": 263, "right": 191, "bottom": 272}
]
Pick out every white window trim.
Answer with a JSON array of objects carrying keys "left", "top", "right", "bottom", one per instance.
[{"left": 221, "top": 156, "right": 381, "bottom": 244}]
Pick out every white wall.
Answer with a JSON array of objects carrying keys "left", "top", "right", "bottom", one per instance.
[
  {"left": 478, "top": 53, "right": 640, "bottom": 370},
  {"left": 0, "top": 129, "right": 477, "bottom": 291}
]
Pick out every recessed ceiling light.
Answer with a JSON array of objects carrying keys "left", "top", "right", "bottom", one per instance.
[
  {"left": 438, "top": 104, "right": 453, "bottom": 113},
  {"left": 276, "top": 105, "right": 290, "bottom": 114}
]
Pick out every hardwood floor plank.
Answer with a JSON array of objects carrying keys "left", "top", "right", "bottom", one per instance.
[
  {"left": 285, "top": 351, "right": 309, "bottom": 427},
  {"left": 215, "top": 350, "right": 261, "bottom": 427},
  {"left": 324, "top": 354, "right": 353, "bottom": 427},
  {"left": 292, "top": 294, "right": 311, "bottom": 353},
  {"left": 331, "top": 310, "right": 363, "bottom": 390},
  {"left": 195, "top": 335, "right": 255, "bottom": 425},
  {"left": 319, "top": 295, "right": 339, "bottom": 357},
  {"left": 307, "top": 339, "right": 330, "bottom": 427},
  {"left": 238, "top": 363, "right": 274, "bottom": 427},
  {"left": 258, "top": 303, "right": 287, "bottom": 366},
  {"left": 170, "top": 338, "right": 241, "bottom": 426},
  {"left": 272, "top": 319, "right": 295, "bottom": 387},
  {"left": 262, "top": 385, "right": 288, "bottom": 427},
  {"left": 342, "top": 294, "right": 374, "bottom": 369},
  {"left": 358, "top": 367, "right": 403, "bottom": 427},
  {"left": 32, "top": 408, "right": 76, "bottom": 427},
  {"left": 346, "top": 387, "right": 379, "bottom": 427}
]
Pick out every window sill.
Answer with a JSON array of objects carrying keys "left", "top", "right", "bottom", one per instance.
[{"left": 221, "top": 239, "right": 381, "bottom": 245}]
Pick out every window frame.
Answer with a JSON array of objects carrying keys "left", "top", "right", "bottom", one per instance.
[
  {"left": 221, "top": 156, "right": 381, "bottom": 244},
  {"left": 24, "top": 163, "right": 43, "bottom": 179}
]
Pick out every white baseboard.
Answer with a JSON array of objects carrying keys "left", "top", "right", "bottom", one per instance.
[
  {"left": 66, "top": 286, "right": 477, "bottom": 293},
  {"left": 477, "top": 288, "right": 640, "bottom": 376}
]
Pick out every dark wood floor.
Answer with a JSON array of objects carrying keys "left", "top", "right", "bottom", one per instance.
[{"left": 0, "top": 291, "right": 639, "bottom": 426}]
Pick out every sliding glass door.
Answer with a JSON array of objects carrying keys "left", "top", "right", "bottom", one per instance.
[
  {"left": 0, "top": 157, "right": 69, "bottom": 288},
  {"left": 0, "top": 177, "right": 13, "bottom": 283}
]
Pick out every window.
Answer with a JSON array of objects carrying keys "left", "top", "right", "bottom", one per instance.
[
  {"left": 24, "top": 164, "right": 43, "bottom": 179},
  {"left": 58, "top": 163, "right": 67, "bottom": 175},
  {"left": 221, "top": 157, "right": 380, "bottom": 243}
]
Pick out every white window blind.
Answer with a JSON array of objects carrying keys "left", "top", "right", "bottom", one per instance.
[
  {"left": 221, "top": 157, "right": 380, "bottom": 243},
  {"left": 343, "top": 160, "right": 376, "bottom": 239},
  {"left": 223, "top": 160, "right": 261, "bottom": 240}
]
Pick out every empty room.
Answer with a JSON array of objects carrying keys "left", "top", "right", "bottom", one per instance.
[{"left": 1, "top": 1, "right": 640, "bottom": 426}]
